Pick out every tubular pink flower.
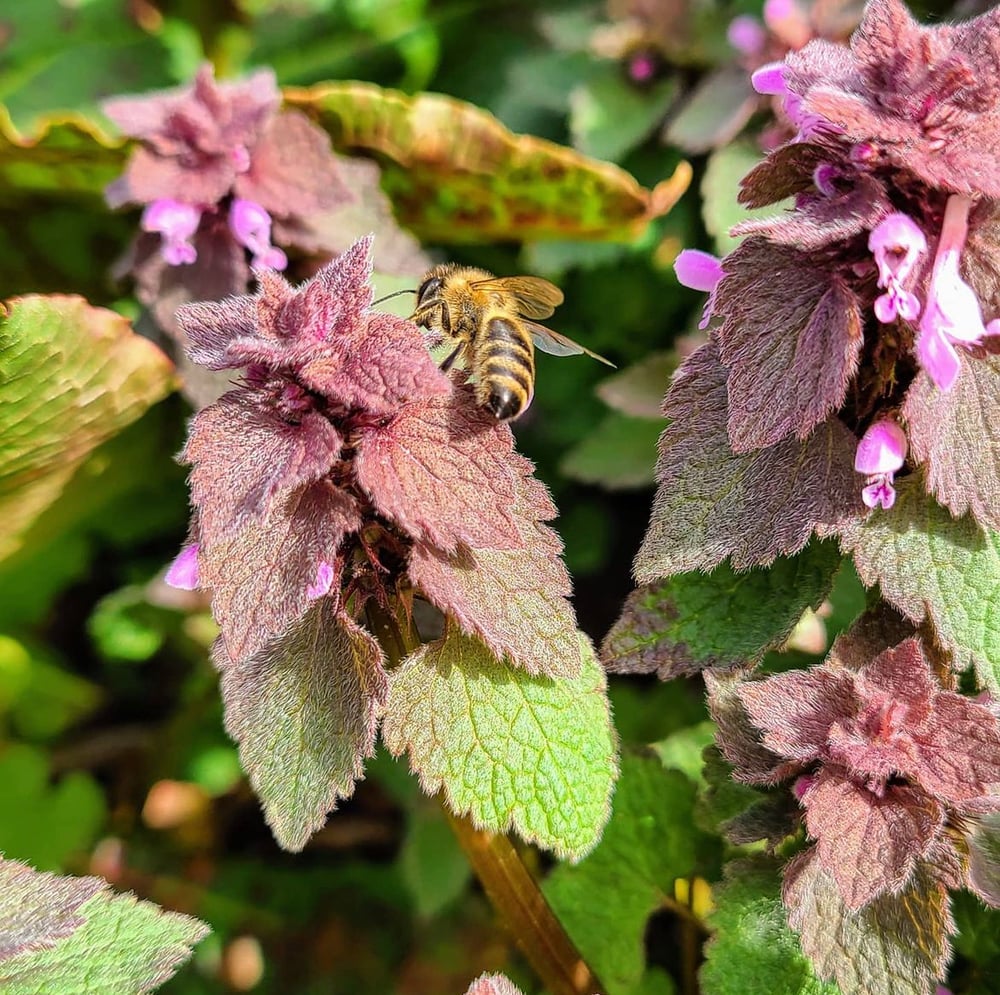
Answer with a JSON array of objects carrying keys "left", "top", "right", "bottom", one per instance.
[
  {"left": 628, "top": 52, "right": 657, "bottom": 83},
  {"left": 916, "top": 195, "right": 989, "bottom": 391},
  {"left": 763, "top": 0, "right": 810, "bottom": 49},
  {"left": 141, "top": 198, "right": 201, "bottom": 266},
  {"left": 228, "top": 198, "right": 288, "bottom": 271},
  {"left": 727, "top": 15, "right": 766, "bottom": 56},
  {"left": 165, "top": 544, "right": 200, "bottom": 590},
  {"left": 306, "top": 561, "right": 335, "bottom": 599},
  {"left": 855, "top": 419, "right": 907, "bottom": 511},
  {"left": 752, "top": 62, "right": 788, "bottom": 96},
  {"left": 868, "top": 212, "right": 928, "bottom": 324},
  {"left": 674, "top": 250, "right": 725, "bottom": 330}
]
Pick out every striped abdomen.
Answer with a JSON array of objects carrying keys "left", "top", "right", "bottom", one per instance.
[{"left": 477, "top": 315, "right": 535, "bottom": 421}]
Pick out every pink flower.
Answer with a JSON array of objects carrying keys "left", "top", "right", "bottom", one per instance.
[
  {"left": 141, "top": 199, "right": 202, "bottom": 266},
  {"left": 228, "top": 198, "right": 288, "bottom": 271},
  {"left": 165, "top": 544, "right": 200, "bottom": 590},
  {"left": 674, "top": 249, "right": 725, "bottom": 329},
  {"left": 306, "top": 561, "right": 335, "bottom": 600},
  {"left": 868, "top": 212, "right": 927, "bottom": 323},
  {"left": 916, "top": 194, "right": 993, "bottom": 391},
  {"left": 727, "top": 16, "right": 767, "bottom": 56},
  {"left": 854, "top": 419, "right": 907, "bottom": 510}
]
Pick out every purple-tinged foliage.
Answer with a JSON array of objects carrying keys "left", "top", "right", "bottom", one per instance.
[
  {"left": 713, "top": 631, "right": 1000, "bottom": 914},
  {"left": 639, "top": 0, "right": 1000, "bottom": 596},
  {"left": 103, "top": 63, "right": 350, "bottom": 373}
]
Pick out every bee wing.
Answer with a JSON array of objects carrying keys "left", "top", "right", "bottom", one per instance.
[
  {"left": 470, "top": 276, "right": 564, "bottom": 319},
  {"left": 524, "top": 321, "right": 616, "bottom": 367}
]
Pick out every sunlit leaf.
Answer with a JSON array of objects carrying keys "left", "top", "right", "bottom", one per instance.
[
  {"left": 383, "top": 630, "right": 616, "bottom": 860},
  {"left": 283, "top": 81, "right": 690, "bottom": 243}
]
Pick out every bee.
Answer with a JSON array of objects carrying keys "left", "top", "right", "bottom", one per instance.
[{"left": 410, "top": 264, "right": 614, "bottom": 421}]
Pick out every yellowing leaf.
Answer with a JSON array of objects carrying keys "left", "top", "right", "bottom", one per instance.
[{"left": 283, "top": 81, "right": 690, "bottom": 244}]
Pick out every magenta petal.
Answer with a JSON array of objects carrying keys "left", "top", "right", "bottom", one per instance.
[
  {"left": 751, "top": 62, "right": 788, "bottom": 95},
  {"left": 229, "top": 198, "right": 287, "bottom": 271},
  {"left": 854, "top": 419, "right": 907, "bottom": 474},
  {"left": 862, "top": 477, "right": 896, "bottom": 510},
  {"left": 165, "top": 544, "right": 200, "bottom": 590},
  {"left": 727, "top": 15, "right": 766, "bottom": 55},
  {"left": 674, "top": 249, "right": 724, "bottom": 292},
  {"left": 306, "top": 560, "right": 335, "bottom": 599},
  {"left": 916, "top": 319, "right": 962, "bottom": 392}
]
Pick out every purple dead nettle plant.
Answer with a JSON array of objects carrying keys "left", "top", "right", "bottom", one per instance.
[
  {"left": 102, "top": 64, "right": 350, "bottom": 344},
  {"left": 164, "top": 236, "right": 582, "bottom": 823}
]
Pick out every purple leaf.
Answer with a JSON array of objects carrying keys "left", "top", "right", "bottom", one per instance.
[
  {"left": 217, "top": 605, "right": 387, "bottom": 851},
  {"left": 716, "top": 239, "right": 864, "bottom": 451},
  {"left": 903, "top": 357, "right": 1000, "bottom": 531},
  {"left": 635, "top": 342, "right": 862, "bottom": 579}
]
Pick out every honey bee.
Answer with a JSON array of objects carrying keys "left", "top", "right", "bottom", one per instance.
[{"left": 410, "top": 264, "right": 614, "bottom": 421}]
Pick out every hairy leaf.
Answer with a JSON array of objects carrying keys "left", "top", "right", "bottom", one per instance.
[
  {"left": 408, "top": 468, "right": 579, "bottom": 679},
  {"left": 559, "top": 412, "right": 661, "bottom": 490},
  {"left": 0, "top": 862, "right": 208, "bottom": 993},
  {"left": 201, "top": 480, "right": 361, "bottom": 665},
  {"left": 783, "top": 849, "right": 953, "bottom": 995},
  {"left": 218, "top": 605, "right": 387, "bottom": 852},
  {"left": 840, "top": 477, "right": 1000, "bottom": 688},
  {"left": 543, "top": 753, "right": 707, "bottom": 995},
  {"left": 382, "top": 630, "right": 616, "bottom": 860},
  {"left": 635, "top": 343, "right": 861, "bottom": 579},
  {"left": 0, "top": 861, "right": 103, "bottom": 961},
  {"left": 0, "top": 295, "right": 175, "bottom": 564},
  {"left": 903, "top": 358, "right": 1000, "bottom": 531},
  {"left": 700, "top": 857, "right": 839, "bottom": 995},
  {"left": 355, "top": 388, "right": 522, "bottom": 554},
  {"left": 716, "top": 239, "right": 864, "bottom": 452},
  {"left": 603, "top": 541, "right": 840, "bottom": 679},
  {"left": 283, "top": 81, "right": 690, "bottom": 243},
  {"left": 464, "top": 975, "right": 525, "bottom": 995}
]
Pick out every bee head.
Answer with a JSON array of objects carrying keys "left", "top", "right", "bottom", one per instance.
[{"left": 415, "top": 275, "right": 444, "bottom": 307}]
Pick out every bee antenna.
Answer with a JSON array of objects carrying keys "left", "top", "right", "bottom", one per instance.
[{"left": 372, "top": 288, "right": 416, "bottom": 306}]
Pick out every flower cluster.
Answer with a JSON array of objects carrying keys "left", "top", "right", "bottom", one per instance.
[
  {"left": 166, "top": 235, "right": 580, "bottom": 679},
  {"left": 710, "top": 627, "right": 1000, "bottom": 913},
  {"left": 103, "top": 64, "right": 350, "bottom": 348},
  {"left": 652, "top": 0, "right": 1000, "bottom": 584}
]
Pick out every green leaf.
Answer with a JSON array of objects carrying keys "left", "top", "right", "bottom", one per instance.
[
  {"left": 652, "top": 721, "right": 717, "bottom": 787},
  {"left": 0, "top": 745, "right": 105, "bottom": 871},
  {"left": 283, "top": 81, "right": 690, "bottom": 243},
  {"left": 399, "top": 803, "right": 472, "bottom": 919},
  {"left": 569, "top": 64, "right": 677, "bottom": 164},
  {"left": 0, "top": 860, "right": 208, "bottom": 993},
  {"left": 604, "top": 541, "right": 842, "bottom": 678},
  {"left": 559, "top": 411, "right": 661, "bottom": 490},
  {"left": 543, "top": 752, "right": 709, "bottom": 995},
  {"left": 595, "top": 351, "right": 676, "bottom": 420},
  {"left": 664, "top": 66, "right": 756, "bottom": 156},
  {"left": 219, "top": 606, "right": 389, "bottom": 852},
  {"left": 701, "top": 857, "right": 840, "bottom": 995},
  {"left": 0, "top": 296, "right": 176, "bottom": 566},
  {"left": 841, "top": 477, "right": 1000, "bottom": 688},
  {"left": 382, "top": 630, "right": 617, "bottom": 860},
  {"left": 702, "top": 140, "right": 789, "bottom": 256}
]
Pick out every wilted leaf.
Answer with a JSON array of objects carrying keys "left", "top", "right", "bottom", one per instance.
[
  {"left": 784, "top": 850, "right": 953, "bottom": 995},
  {"left": 544, "top": 752, "right": 710, "bottom": 995},
  {"left": 218, "top": 606, "right": 388, "bottom": 852},
  {"left": 559, "top": 412, "right": 662, "bottom": 490},
  {"left": 840, "top": 477, "right": 1000, "bottom": 688},
  {"left": 283, "top": 81, "right": 690, "bottom": 243},
  {"left": 0, "top": 296, "right": 174, "bottom": 564},
  {"left": 700, "top": 857, "right": 840, "bottom": 995},
  {"left": 383, "top": 630, "right": 616, "bottom": 860},
  {"left": 0, "top": 860, "right": 208, "bottom": 993},
  {"left": 603, "top": 541, "right": 841, "bottom": 678}
]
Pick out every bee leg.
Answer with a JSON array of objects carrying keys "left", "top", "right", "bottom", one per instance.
[{"left": 440, "top": 344, "right": 463, "bottom": 372}]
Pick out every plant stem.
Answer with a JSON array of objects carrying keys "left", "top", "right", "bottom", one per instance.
[
  {"left": 370, "top": 596, "right": 604, "bottom": 995},
  {"left": 446, "top": 809, "right": 604, "bottom": 995}
]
